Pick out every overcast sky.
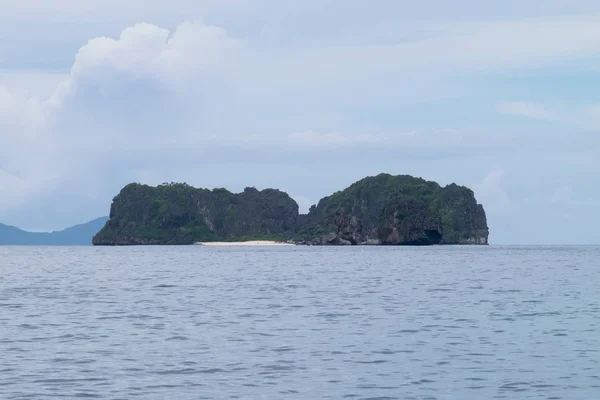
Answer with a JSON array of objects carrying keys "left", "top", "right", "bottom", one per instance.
[{"left": 1, "top": 0, "right": 599, "bottom": 244}]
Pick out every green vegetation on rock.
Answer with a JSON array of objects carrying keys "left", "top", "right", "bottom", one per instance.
[
  {"left": 294, "top": 174, "right": 488, "bottom": 245},
  {"left": 93, "top": 174, "right": 489, "bottom": 246},
  {"left": 92, "top": 183, "right": 299, "bottom": 245}
]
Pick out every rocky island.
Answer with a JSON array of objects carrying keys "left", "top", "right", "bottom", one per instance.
[{"left": 92, "top": 173, "right": 489, "bottom": 246}]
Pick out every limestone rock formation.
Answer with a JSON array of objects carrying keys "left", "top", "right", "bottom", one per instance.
[
  {"left": 293, "top": 174, "right": 488, "bottom": 245},
  {"left": 93, "top": 174, "right": 489, "bottom": 246},
  {"left": 92, "top": 183, "right": 298, "bottom": 245}
]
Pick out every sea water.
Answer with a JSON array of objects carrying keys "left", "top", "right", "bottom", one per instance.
[{"left": 1, "top": 245, "right": 599, "bottom": 399}]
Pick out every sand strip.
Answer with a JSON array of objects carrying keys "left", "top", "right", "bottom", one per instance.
[{"left": 195, "top": 240, "right": 295, "bottom": 246}]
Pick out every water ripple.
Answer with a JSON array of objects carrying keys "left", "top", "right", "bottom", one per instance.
[{"left": 0, "top": 245, "right": 599, "bottom": 399}]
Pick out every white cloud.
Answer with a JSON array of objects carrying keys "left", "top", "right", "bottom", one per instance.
[
  {"left": 552, "top": 185, "right": 598, "bottom": 207},
  {"left": 0, "top": 0, "right": 224, "bottom": 21},
  {"left": 55, "top": 21, "right": 242, "bottom": 104},
  {"left": 0, "top": 70, "right": 68, "bottom": 98},
  {"left": 0, "top": 86, "right": 45, "bottom": 129},
  {"left": 496, "top": 100, "right": 600, "bottom": 130},
  {"left": 577, "top": 104, "right": 600, "bottom": 130},
  {"left": 286, "top": 131, "right": 382, "bottom": 148},
  {"left": 28, "top": 14, "right": 600, "bottom": 111},
  {"left": 261, "top": 15, "right": 600, "bottom": 87},
  {"left": 0, "top": 84, "right": 61, "bottom": 214},
  {"left": 0, "top": 170, "right": 27, "bottom": 211},
  {"left": 475, "top": 169, "right": 512, "bottom": 212},
  {"left": 495, "top": 102, "right": 561, "bottom": 121},
  {"left": 10, "top": 14, "right": 600, "bottom": 113}
]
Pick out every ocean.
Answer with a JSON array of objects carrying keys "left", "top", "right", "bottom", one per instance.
[{"left": 1, "top": 245, "right": 599, "bottom": 399}]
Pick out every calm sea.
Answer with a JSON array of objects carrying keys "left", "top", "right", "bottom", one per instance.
[{"left": 1, "top": 245, "right": 599, "bottom": 399}]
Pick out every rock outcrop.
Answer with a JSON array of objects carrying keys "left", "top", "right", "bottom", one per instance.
[
  {"left": 93, "top": 174, "right": 489, "bottom": 246},
  {"left": 293, "top": 174, "right": 488, "bottom": 245},
  {"left": 378, "top": 197, "right": 443, "bottom": 245},
  {"left": 92, "top": 183, "right": 298, "bottom": 245}
]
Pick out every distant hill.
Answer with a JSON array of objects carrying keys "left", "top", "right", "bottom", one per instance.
[{"left": 0, "top": 217, "right": 109, "bottom": 245}]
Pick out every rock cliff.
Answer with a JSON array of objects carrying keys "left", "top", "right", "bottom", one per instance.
[
  {"left": 92, "top": 183, "right": 298, "bottom": 245},
  {"left": 93, "top": 174, "right": 489, "bottom": 246},
  {"left": 293, "top": 174, "right": 488, "bottom": 245}
]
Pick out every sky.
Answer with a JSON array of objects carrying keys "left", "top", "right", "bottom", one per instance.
[{"left": 1, "top": 0, "right": 600, "bottom": 244}]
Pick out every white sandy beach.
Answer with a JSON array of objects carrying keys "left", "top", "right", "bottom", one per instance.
[{"left": 194, "top": 240, "right": 295, "bottom": 246}]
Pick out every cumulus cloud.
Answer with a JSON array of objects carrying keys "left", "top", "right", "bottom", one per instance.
[
  {"left": 51, "top": 21, "right": 241, "bottom": 106},
  {"left": 0, "top": 86, "right": 45, "bottom": 129}
]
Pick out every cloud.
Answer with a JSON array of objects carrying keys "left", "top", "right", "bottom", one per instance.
[
  {"left": 0, "top": 70, "right": 68, "bottom": 98},
  {"left": 286, "top": 131, "right": 382, "bottom": 148},
  {"left": 475, "top": 169, "right": 511, "bottom": 212},
  {"left": 263, "top": 15, "right": 600, "bottom": 82},
  {"left": 496, "top": 100, "right": 600, "bottom": 131},
  {"left": 53, "top": 21, "right": 242, "bottom": 105},
  {"left": 552, "top": 185, "right": 598, "bottom": 207},
  {"left": 1, "top": 14, "right": 600, "bottom": 241},
  {"left": 0, "top": 86, "right": 45, "bottom": 129},
  {"left": 0, "top": 0, "right": 224, "bottom": 21},
  {"left": 495, "top": 102, "right": 560, "bottom": 121},
  {"left": 0, "top": 85, "right": 62, "bottom": 214},
  {"left": 0, "top": 170, "right": 28, "bottom": 212}
]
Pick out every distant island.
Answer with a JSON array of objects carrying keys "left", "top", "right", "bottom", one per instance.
[
  {"left": 1, "top": 217, "right": 108, "bottom": 246},
  {"left": 93, "top": 173, "right": 489, "bottom": 246}
]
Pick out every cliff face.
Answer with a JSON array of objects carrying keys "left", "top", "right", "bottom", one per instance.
[
  {"left": 294, "top": 174, "right": 488, "bottom": 245},
  {"left": 94, "top": 174, "right": 489, "bottom": 246},
  {"left": 436, "top": 184, "right": 489, "bottom": 245},
  {"left": 92, "top": 183, "right": 298, "bottom": 245}
]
